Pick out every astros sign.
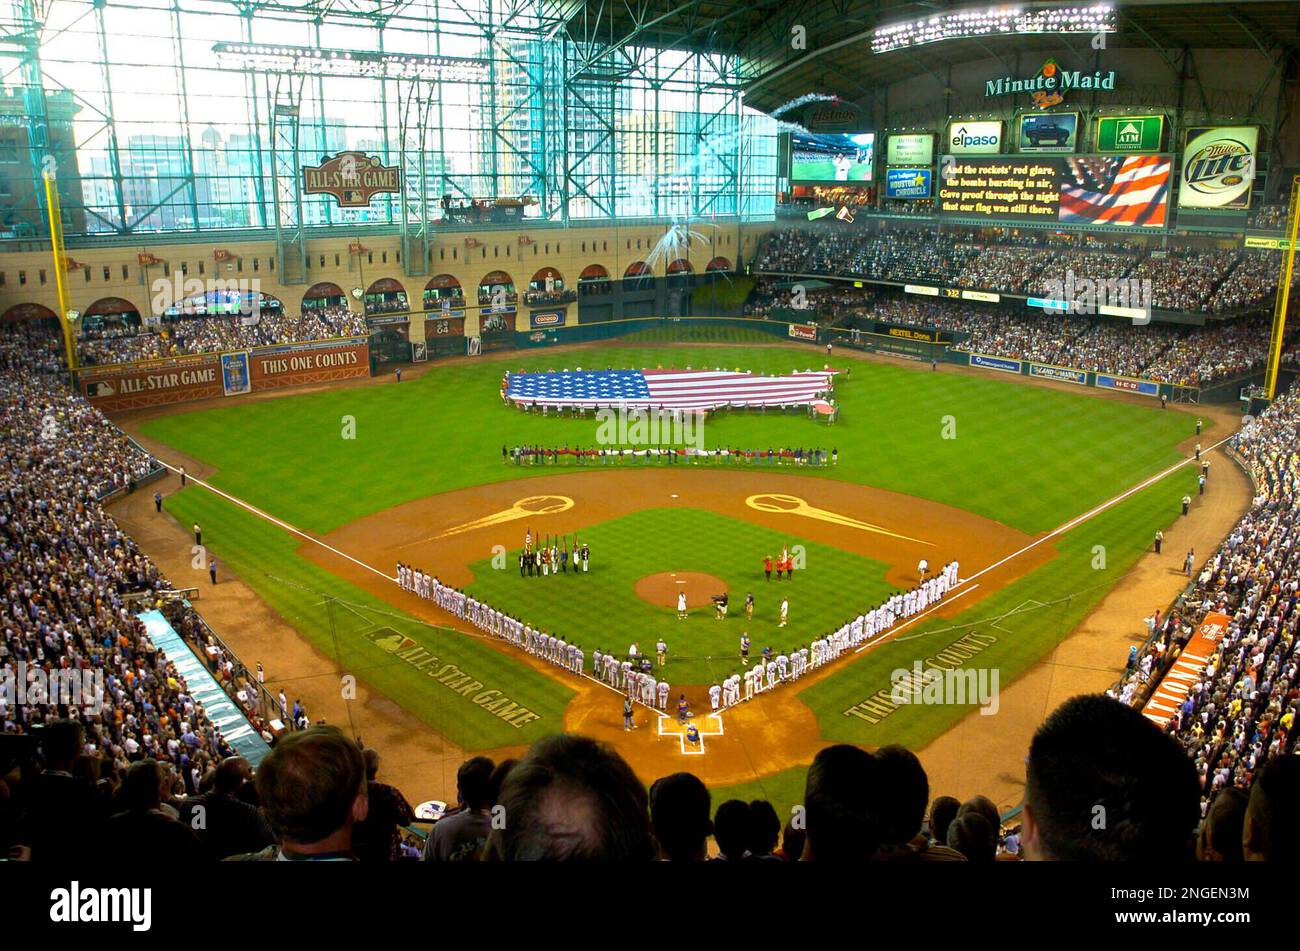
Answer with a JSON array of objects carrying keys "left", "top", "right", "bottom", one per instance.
[{"left": 302, "top": 151, "right": 401, "bottom": 207}]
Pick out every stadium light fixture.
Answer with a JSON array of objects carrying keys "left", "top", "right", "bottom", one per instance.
[
  {"left": 211, "top": 42, "right": 487, "bottom": 82},
  {"left": 872, "top": 4, "right": 1116, "bottom": 54}
]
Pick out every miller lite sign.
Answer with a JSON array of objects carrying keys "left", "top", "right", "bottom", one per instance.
[
  {"left": 302, "top": 152, "right": 400, "bottom": 208},
  {"left": 1178, "top": 126, "right": 1258, "bottom": 210}
]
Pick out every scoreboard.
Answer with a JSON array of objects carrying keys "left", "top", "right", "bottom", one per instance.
[{"left": 937, "top": 153, "right": 1171, "bottom": 227}]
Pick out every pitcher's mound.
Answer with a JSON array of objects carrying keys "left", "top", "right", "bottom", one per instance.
[{"left": 635, "top": 572, "right": 728, "bottom": 610}]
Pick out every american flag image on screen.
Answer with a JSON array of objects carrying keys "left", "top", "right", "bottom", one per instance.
[
  {"left": 1060, "top": 154, "right": 1170, "bottom": 227},
  {"left": 505, "top": 368, "right": 836, "bottom": 411}
]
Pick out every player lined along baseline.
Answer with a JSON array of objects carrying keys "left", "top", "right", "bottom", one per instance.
[
  {"left": 853, "top": 431, "right": 1240, "bottom": 655},
  {"left": 151, "top": 431, "right": 1238, "bottom": 739}
]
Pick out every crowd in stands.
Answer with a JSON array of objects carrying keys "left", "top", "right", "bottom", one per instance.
[
  {"left": 754, "top": 226, "right": 1293, "bottom": 316},
  {"left": 807, "top": 286, "right": 1290, "bottom": 388},
  {"left": 10, "top": 693, "right": 1298, "bottom": 860},
  {"left": 522, "top": 288, "right": 578, "bottom": 306},
  {"left": 78, "top": 306, "right": 368, "bottom": 365},
  {"left": 1248, "top": 203, "right": 1287, "bottom": 231},
  {"left": 744, "top": 281, "right": 876, "bottom": 320},
  {"left": 364, "top": 296, "right": 410, "bottom": 316},
  {"left": 0, "top": 322, "right": 324, "bottom": 860},
  {"left": 422, "top": 291, "right": 466, "bottom": 310},
  {"left": 1113, "top": 383, "right": 1300, "bottom": 816}
]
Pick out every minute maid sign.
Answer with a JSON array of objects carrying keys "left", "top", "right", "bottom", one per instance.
[{"left": 986, "top": 59, "right": 1115, "bottom": 109}]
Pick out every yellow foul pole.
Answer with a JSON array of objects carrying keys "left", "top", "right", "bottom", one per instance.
[
  {"left": 43, "top": 170, "right": 79, "bottom": 388},
  {"left": 1263, "top": 174, "right": 1300, "bottom": 401}
]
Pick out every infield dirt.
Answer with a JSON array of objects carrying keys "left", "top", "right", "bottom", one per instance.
[{"left": 111, "top": 344, "right": 1252, "bottom": 812}]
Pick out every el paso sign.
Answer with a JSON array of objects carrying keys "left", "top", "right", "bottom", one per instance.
[{"left": 302, "top": 152, "right": 400, "bottom": 207}]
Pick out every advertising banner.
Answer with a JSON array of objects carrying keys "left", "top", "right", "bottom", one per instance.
[
  {"left": 1018, "top": 112, "right": 1078, "bottom": 153},
  {"left": 1141, "top": 612, "right": 1232, "bottom": 727},
  {"left": 1095, "top": 373, "right": 1159, "bottom": 396},
  {"left": 1244, "top": 236, "right": 1293, "bottom": 250},
  {"left": 969, "top": 353, "right": 1022, "bottom": 374},
  {"left": 886, "top": 133, "right": 935, "bottom": 166},
  {"left": 81, "top": 339, "right": 370, "bottom": 412},
  {"left": 1097, "top": 115, "right": 1164, "bottom": 153},
  {"left": 80, "top": 354, "right": 224, "bottom": 411},
  {"left": 938, "top": 153, "right": 1170, "bottom": 227},
  {"left": 302, "top": 152, "right": 400, "bottom": 207},
  {"left": 946, "top": 120, "right": 1003, "bottom": 155},
  {"left": 220, "top": 351, "right": 251, "bottom": 396},
  {"left": 1179, "top": 126, "right": 1258, "bottom": 209},
  {"left": 885, "top": 167, "right": 933, "bottom": 199},
  {"left": 529, "top": 310, "right": 566, "bottom": 328},
  {"left": 1028, "top": 363, "right": 1087, "bottom": 385},
  {"left": 788, "top": 323, "right": 818, "bottom": 341}
]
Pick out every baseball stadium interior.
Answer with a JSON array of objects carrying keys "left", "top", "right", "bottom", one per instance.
[{"left": 2, "top": 0, "right": 1300, "bottom": 912}]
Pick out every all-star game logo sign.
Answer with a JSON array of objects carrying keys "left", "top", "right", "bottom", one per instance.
[{"left": 302, "top": 152, "right": 401, "bottom": 208}]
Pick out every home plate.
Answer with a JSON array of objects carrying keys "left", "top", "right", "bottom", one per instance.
[{"left": 657, "top": 713, "right": 725, "bottom": 755}]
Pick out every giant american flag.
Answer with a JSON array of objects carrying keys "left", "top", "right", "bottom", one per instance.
[
  {"left": 505, "top": 368, "right": 836, "bottom": 411},
  {"left": 1060, "top": 154, "right": 1170, "bottom": 227}
]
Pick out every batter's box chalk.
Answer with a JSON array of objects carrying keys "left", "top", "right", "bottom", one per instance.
[{"left": 657, "top": 712, "right": 725, "bottom": 756}]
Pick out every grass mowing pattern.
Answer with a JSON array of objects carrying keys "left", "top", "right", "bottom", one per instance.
[
  {"left": 160, "top": 488, "right": 573, "bottom": 751},
  {"left": 140, "top": 345, "right": 1198, "bottom": 536},
  {"left": 465, "top": 508, "right": 894, "bottom": 685},
  {"left": 137, "top": 343, "right": 1203, "bottom": 757},
  {"left": 708, "top": 465, "right": 1195, "bottom": 809}
]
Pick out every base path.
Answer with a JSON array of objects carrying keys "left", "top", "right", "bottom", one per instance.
[
  {"left": 113, "top": 343, "right": 1247, "bottom": 801},
  {"left": 303, "top": 467, "right": 1054, "bottom": 785}
]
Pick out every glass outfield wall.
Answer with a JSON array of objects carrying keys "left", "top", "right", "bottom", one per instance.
[{"left": 0, "top": 0, "right": 778, "bottom": 239}]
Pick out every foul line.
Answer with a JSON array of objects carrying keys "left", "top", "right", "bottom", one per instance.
[
  {"left": 155, "top": 461, "right": 394, "bottom": 583},
  {"left": 853, "top": 433, "right": 1236, "bottom": 656},
  {"left": 961, "top": 433, "right": 1235, "bottom": 591},
  {"left": 154, "top": 467, "right": 666, "bottom": 713},
  {"left": 151, "top": 431, "right": 1234, "bottom": 715}
]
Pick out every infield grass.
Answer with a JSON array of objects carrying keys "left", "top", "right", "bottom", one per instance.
[
  {"left": 138, "top": 342, "right": 1205, "bottom": 756},
  {"left": 465, "top": 507, "right": 895, "bottom": 686}
]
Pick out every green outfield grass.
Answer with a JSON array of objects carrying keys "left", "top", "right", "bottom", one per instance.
[
  {"left": 137, "top": 342, "right": 1207, "bottom": 761},
  {"left": 465, "top": 507, "right": 895, "bottom": 685},
  {"left": 140, "top": 344, "right": 1199, "bottom": 536}
]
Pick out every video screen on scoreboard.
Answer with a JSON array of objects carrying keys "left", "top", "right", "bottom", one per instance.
[
  {"left": 790, "top": 132, "right": 875, "bottom": 183},
  {"left": 937, "top": 153, "right": 1171, "bottom": 227}
]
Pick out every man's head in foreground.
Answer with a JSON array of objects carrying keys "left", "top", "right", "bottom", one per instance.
[
  {"left": 1023, "top": 695, "right": 1199, "bottom": 861},
  {"left": 255, "top": 726, "right": 368, "bottom": 857},
  {"left": 483, "top": 734, "right": 653, "bottom": 861}
]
